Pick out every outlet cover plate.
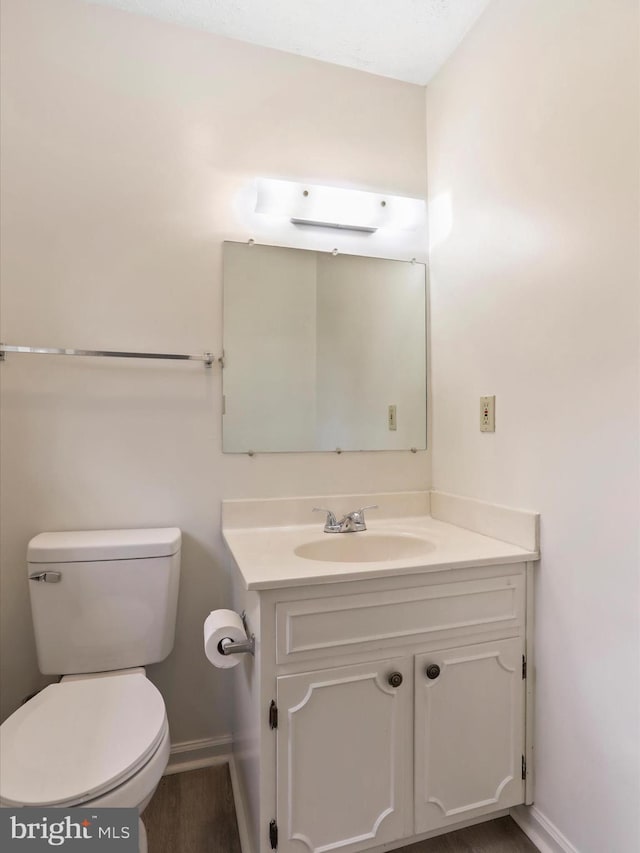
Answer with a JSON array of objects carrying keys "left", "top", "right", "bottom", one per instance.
[{"left": 480, "top": 396, "right": 495, "bottom": 432}]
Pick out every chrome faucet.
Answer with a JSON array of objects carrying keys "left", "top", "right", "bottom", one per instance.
[{"left": 312, "top": 505, "right": 378, "bottom": 533}]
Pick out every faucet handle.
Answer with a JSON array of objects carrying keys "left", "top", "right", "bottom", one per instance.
[
  {"left": 352, "top": 505, "right": 379, "bottom": 519},
  {"left": 343, "top": 505, "right": 378, "bottom": 531},
  {"left": 312, "top": 507, "right": 338, "bottom": 527}
]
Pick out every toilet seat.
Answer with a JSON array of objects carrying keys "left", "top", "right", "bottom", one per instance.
[{"left": 0, "top": 670, "right": 167, "bottom": 808}]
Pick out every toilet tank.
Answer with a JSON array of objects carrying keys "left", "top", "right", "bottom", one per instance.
[{"left": 27, "top": 528, "right": 181, "bottom": 675}]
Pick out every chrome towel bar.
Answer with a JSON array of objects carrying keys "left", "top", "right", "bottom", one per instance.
[{"left": 0, "top": 344, "right": 220, "bottom": 367}]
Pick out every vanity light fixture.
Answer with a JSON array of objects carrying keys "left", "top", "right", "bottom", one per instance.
[{"left": 255, "top": 178, "right": 426, "bottom": 233}]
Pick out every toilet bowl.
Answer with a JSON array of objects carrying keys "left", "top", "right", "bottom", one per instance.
[{"left": 0, "top": 670, "right": 170, "bottom": 853}]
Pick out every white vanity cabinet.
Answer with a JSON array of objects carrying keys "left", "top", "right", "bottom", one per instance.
[{"left": 229, "top": 559, "right": 534, "bottom": 853}]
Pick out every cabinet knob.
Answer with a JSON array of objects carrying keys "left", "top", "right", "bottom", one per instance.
[
  {"left": 388, "top": 672, "right": 403, "bottom": 688},
  {"left": 426, "top": 664, "right": 441, "bottom": 680}
]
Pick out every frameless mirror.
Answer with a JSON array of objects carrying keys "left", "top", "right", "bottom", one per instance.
[{"left": 222, "top": 242, "right": 427, "bottom": 453}]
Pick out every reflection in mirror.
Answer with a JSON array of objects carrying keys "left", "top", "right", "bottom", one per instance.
[{"left": 222, "top": 242, "right": 426, "bottom": 453}]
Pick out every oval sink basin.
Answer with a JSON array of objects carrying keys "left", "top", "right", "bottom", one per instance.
[{"left": 294, "top": 532, "right": 435, "bottom": 563}]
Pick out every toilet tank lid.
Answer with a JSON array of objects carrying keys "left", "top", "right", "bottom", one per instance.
[{"left": 27, "top": 527, "right": 181, "bottom": 563}]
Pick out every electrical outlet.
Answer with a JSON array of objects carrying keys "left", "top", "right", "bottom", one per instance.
[
  {"left": 388, "top": 405, "right": 397, "bottom": 431},
  {"left": 480, "top": 396, "right": 495, "bottom": 432}
]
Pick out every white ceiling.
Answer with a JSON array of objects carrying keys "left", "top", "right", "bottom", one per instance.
[{"left": 86, "top": 0, "right": 491, "bottom": 85}]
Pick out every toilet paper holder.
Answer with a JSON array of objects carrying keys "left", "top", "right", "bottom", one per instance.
[{"left": 218, "top": 611, "right": 255, "bottom": 657}]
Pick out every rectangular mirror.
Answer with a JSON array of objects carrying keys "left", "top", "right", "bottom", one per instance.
[{"left": 222, "top": 242, "right": 427, "bottom": 453}]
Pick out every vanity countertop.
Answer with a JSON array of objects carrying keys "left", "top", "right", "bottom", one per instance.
[{"left": 223, "top": 513, "right": 539, "bottom": 591}]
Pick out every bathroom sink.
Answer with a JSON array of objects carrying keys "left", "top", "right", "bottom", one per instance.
[{"left": 294, "top": 532, "right": 435, "bottom": 563}]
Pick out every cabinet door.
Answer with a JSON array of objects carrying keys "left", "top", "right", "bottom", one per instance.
[
  {"left": 276, "top": 657, "right": 411, "bottom": 853},
  {"left": 414, "top": 638, "right": 525, "bottom": 834}
]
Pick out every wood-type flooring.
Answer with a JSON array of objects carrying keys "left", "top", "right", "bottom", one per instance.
[{"left": 144, "top": 765, "right": 539, "bottom": 853}]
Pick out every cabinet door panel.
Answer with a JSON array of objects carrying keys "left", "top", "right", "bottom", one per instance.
[
  {"left": 277, "top": 658, "right": 410, "bottom": 853},
  {"left": 414, "top": 638, "right": 524, "bottom": 834}
]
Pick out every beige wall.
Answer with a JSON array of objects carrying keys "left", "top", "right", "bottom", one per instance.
[
  {"left": 427, "top": 1, "right": 639, "bottom": 851},
  {"left": 0, "top": 0, "right": 429, "bottom": 741}
]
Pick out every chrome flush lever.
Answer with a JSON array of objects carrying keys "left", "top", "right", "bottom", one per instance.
[{"left": 29, "top": 572, "right": 62, "bottom": 583}]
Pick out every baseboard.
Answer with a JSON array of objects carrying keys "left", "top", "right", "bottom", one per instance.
[
  {"left": 164, "top": 735, "right": 233, "bottom": 775},
  {"left": 228, "top": 755, "right": 254, "bottom": 853},
  {"left": 511, "top": 805, "right": 580, "bottom": 853}
]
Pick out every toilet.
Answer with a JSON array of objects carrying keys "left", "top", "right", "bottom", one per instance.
[{"left": 0, "top": 527, "right": 181, "bottom": 853}]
